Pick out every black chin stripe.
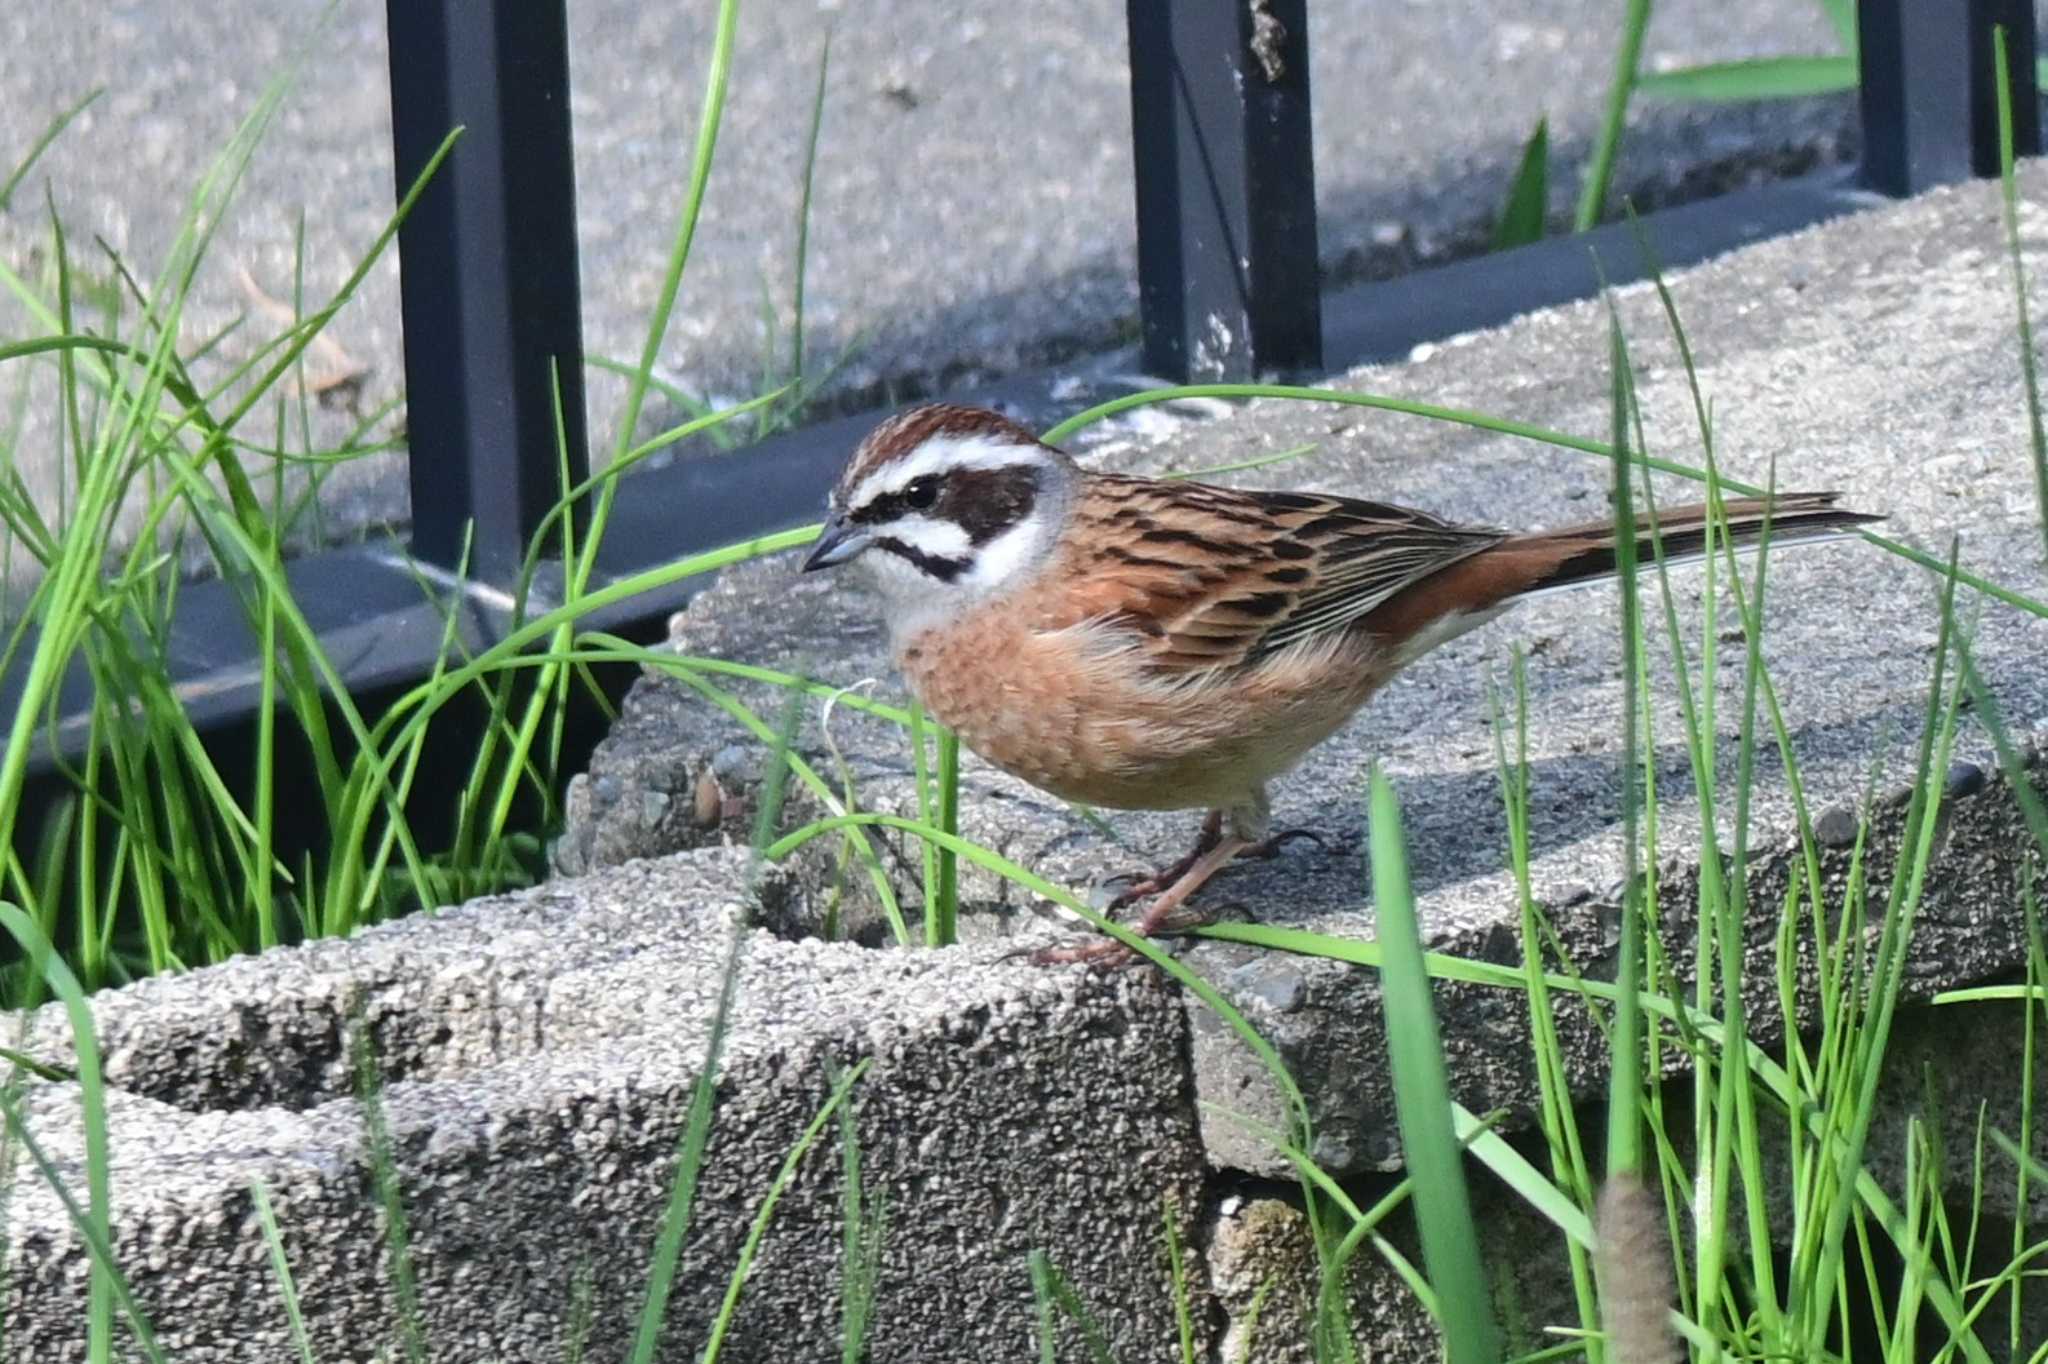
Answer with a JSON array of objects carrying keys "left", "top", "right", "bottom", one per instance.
[{"left": 876, "top": 537, "right": 969, "bottom": 582}]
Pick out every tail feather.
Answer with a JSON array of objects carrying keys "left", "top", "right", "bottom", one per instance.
[
  {"left": 1520, "top": 492, "right": 1881, "bottom": 598},
  {"left": 1361, "top": 492, "right": 1880, "bottom": 650}
]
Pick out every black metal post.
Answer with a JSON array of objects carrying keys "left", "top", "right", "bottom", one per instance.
[
  {"left": 1125, "top": 0, "right": 1322, "bottom": 382},
  {"left": 1857, "top": 0, "right": 2040, "bottom": 197},
  {"left": 386, "top": 0, "right": 590, "bottom": 582}
]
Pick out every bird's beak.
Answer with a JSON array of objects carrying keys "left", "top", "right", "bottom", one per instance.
[{"left": 803, "top": 514, "right": 871, "bottom": 571}]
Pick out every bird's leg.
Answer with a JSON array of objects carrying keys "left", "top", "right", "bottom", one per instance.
[
  {"left": 1039, "top": 788, "right": 1297, "bottom": 968},
  {"left": 1105, "top": 809, "right": 1325, "bottom": 913},
  {"left": 1125, "top": 833, "right": 1255, "bottom": 937},
  {"left": 1037, "top": 831, "right": 1253, "bottom": 968},
  {"left": 1104, "top": 810, "right": 1225, "bottom": 909}
]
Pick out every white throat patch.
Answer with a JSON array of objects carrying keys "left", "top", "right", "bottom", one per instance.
[{"left": 957, "top": 509, "right": 1049, "bottom": 593}]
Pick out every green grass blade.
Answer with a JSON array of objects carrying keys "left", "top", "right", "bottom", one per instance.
[
  {"left": 1027, "top": 1250, "right": 1118, "bottom": 1364},
  {"left": 1458, "top": 1112, "right": 1596, "bottom": 1251},
  {"left": 701, "top": 1060, "right": 870, "bottom": 1363},
  {"left": 1162, "top": 1197, "right": 1196, "bottom": 1364},
  {"left": 0, "top": 89, "right": 102, "bottom": 213},
  {"left": 2018, "top": 881, "right": 2046, "bottom": 1354},
  {"left": 564, "top": 1263, "right": 597, "bottom": 1364},
  {"left": 836, "top": 1058, "right": 885, "bottom": 1364},
  {"left": 1635, "top": 55, "right": 1857, "bottom": 102},
  {"left": 1367, "top": 768, "right": 1501, "bottom": 1363},
  {"left": 1488, "top": 658, "right": 1602, "bottom": 1349},
  {"left": 934, "top": 730, "right": 959, "bottom": 946},
  {"left": 1993, "top": 24, "right": 2048, "bottom": 563},
  {"left": 353, "top": 1028, "right": 424, "bottom": 1364},
  {"left": 250, "top": 1180, "right": 317, "bottom": 1364},
  {"left": 1030, "top": 1251, "right": 1060, "bottom": 1364},
  {"left": 1576, "top": 0, "right": 1651, "bottom": 231},
  {"left": 909, "top": 698, "right": 940, "bottom": 942},
  {"left": 628, "top": 686, "right": 803, "bottom": 1364},
  {"left": 0, "top": 903, "right": 164, "bottom": 1363},
  {"left": 783, "top": 27, "right": 833, "bottom": 431},
  {"left": 1600, "top": 305, "right": 1646, "bottom": 1184},
  {"left": 1494, "top": 117, "right": 1550, "bottom": 250},
  {"left": 1798, "top": 553, "right": 1966, "bottom": 1353},
  {"left": 605, "top": 0, "right": 741, "bottom": 471}
]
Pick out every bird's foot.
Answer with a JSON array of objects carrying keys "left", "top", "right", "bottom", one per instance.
[
  {"left": 1037, "top": 829, "right": 1258, "bottom": 969},
  {"left": 1029, "top": 935, "right": 1140, "bottom": 970},
  {"left": 1240, "top": 827, "right": 1328, "bottom": 860},
  {"left": 1100, "top": 825, "right": 1327, "bottom": 910}
]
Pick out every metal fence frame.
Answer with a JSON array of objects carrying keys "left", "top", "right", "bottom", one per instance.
[{"left": 7, "top": 0, "right": 2040, "bottom": 787}]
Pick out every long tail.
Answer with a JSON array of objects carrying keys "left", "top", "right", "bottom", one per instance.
[
  {"left": 1506, "top": 492, "right": 1883, "bottom": 598},
  {"left": 1364, "top": 493, "right": 1881, "bottom": 646}
]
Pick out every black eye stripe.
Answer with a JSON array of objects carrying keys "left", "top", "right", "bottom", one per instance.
[
  {"left": 949, "top": 466, "right": 1041, "bottom": 545},
  {"left": 849, "top": 464, "right": 1043, "bottom": 546},
  {"left": 850, "top": 490, "right": 906, "bottom": 525}
]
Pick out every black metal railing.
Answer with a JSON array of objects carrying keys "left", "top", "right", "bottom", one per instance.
[
  {"left": 383, "top": 0, "right": 2037, "bottom": 582},
  {"left": 1858, "top": 0, "right": 2039, "bottom": 196},
  {"left": 1126, "top": 0, "right": 1322, "bottom": 383},
  {"left": 386, "top": 0, "right": 590, "bottom": 583}
]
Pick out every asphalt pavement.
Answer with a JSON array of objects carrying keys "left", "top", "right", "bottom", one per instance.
[{"left": 3, "top": 1, "right": 1851, "bottom": 541}]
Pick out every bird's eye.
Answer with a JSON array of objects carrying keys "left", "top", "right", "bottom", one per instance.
[{"left": 904, "top": 476, "right": 940, "bottom": 510}]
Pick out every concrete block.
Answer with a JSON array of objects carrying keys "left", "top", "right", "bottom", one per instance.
[{"left": 6, "top": 851, "right": 1209, "bottom": 1361}]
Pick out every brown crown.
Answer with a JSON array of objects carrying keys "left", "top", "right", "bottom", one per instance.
[{"left": 840, "top": 403, "right": 1045, "bottom": 492}]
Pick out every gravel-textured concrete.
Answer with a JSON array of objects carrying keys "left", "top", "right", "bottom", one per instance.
[
  {"left": 0, "top": 1, "right": 1854, "bottom": 542},
  {"left": 560, "top": 162, "right": 2048, "bottom": 1182},
  {"left": 7, "top": 850, "right": 1209, "bottom": 1361}
]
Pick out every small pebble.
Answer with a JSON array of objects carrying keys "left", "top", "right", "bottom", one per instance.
[
  {"left": 1370, "top": 219, "right": 1410, "bottom": 248},
  {"left": 1944, "top": 760, "right": 1986, "bottom": 799},
  {"left": 711, "top": 744, "right": 754, "bottom": 784},
  {"left": 1813, "top": 804, "right": 1859, "bottom": 850},
  {"left": 692, "top": 771, "right": 725, "bottom": 828},
  {"left": 1593, "top": 899, "right": 1624, "bottom": 954},
  {"left": 1239, "top": 967, "right": 1305, "bottom": 1014}
]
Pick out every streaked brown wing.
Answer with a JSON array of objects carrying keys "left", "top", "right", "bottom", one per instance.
[{"left": 1067, "top": 476, "right": 1506, "bottom": 675}]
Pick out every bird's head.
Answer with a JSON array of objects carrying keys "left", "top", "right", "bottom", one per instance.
[{"left": 803, "top": 404, "right": 1077, "bottom": 632}]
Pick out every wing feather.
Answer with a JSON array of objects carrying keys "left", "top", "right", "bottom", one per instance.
[{"left": 1060, "top": 475, "right": 1505, "bottom": 677}]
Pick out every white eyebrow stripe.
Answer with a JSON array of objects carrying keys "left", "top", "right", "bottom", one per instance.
[
  {"left": 855, "top": 434, "right": 1048, "bottom": 504},
  {"left": 877, "top": 514, "right": 973, "bottom": 559}
]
